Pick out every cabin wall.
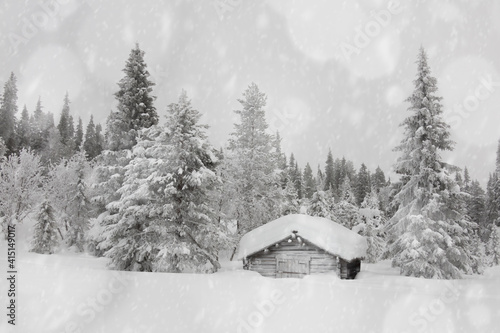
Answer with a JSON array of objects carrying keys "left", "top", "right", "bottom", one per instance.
[{"left": 246, "top": 238, "right": 339, "bottom": 278}]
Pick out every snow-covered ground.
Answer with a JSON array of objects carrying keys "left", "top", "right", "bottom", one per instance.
[{"left": 1, "top": 221, "right": 500, "bottom": 333}]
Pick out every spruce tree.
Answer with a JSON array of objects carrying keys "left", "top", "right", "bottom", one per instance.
[
  {"left": 355, "top": 163, "right": 371, "bottom": 206},
  {"left": 30, "top": 201, "right": 59, "bottom": 254},
  {"left": 282, "top": 179, "right": 300, "bottom": 215},
  {"left": 16, "top": 105, "right": 31, "bottom": 151},
  {"left": 316, "top": 165, "right": 325, "bottom": 190},
  {"left": 30, "top": 97, "right": 46, "bottom": 153},
  {"left": 487, "top": 225, "right": 500, "bottom": 266},
  {"left": 75, "top": 117, "right": 84, "bottom": 150},
  {"left": 386, "top": 47, "right": 475, "bottom": 278},
  {"left": 463, "top": 167, "right": 471, "bottom": 190},
  {"left": 323, "top": 149, "right": 335, "bottom": 191},
  {"left": 107, "top": 44, "right": 158, "bottom": 150},
  {"left": 57, "top": 92, "right": 71, "bottom": 145},
  {"left": 466, "top": 179, "right": 487, "bottom": 240},
  {"left": 66, "top": 152, "right": 91, "bottom": 251},
  {"left": 294, "top": 161, "right": 303, "bottom": 199},
  {"left": 485, "top": 173, "right": 498, "bottom": 228},
  {"left": 335, "top": 177, "right": 360, "bottom": 230},
  {"left": 302, "top": 163, "right": 316, "bottom": 199},
  {"left": 226, "top": 83, "right": 282, "bottom": 239},
  {"left": 107, "top": 91, "right": 229, "bottom": 272},
  {"left": 0, "top": 138, "right": 5, "bottom": 158},
  {"left": 0, "top": 72, "right": 18, "bottom": 155},
  {"left": 273, "top": 131, "right": 287, "bottom": 189},
  {"left": 84, "top": 115, "right": 98, "bottom": 159},
  {"left": 307, "top": 191, "right": 335, "bottom": 220},
  {"left": 371, "top": 166, "right": 386, "bottom": 192}
]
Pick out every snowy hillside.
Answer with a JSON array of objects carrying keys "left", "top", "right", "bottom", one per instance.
[{"left": 1, "top": 220, "right": 499, "bottom": 333}]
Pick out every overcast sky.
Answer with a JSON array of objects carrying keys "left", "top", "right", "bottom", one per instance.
[{"left": 1, "top": 0, "right": 499, "bottom": 184}]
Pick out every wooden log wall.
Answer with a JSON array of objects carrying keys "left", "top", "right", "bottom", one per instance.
[{"left": 246, "top": 237, "right": 339, "bottom": 278}]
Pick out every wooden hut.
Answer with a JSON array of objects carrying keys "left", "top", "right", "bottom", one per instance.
[{"left": 236, "top": 214, "right": 367, "bottom": 279}]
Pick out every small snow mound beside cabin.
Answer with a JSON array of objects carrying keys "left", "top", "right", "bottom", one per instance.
[{"left": 236, "top": 214, "right": 367, "bottom": 261}]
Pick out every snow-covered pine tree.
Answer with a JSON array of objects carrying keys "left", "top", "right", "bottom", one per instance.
[
  {"left": 335, "top": 177, "right": 361, "bottom": 230},
  {"left": 16, "top": 105, "right": 31, "bottom": 151},
  {"left": 386, "top": 47, "right": 475, "bottom": 279},
  {"left": 30, "top": 97, "right": 47, "bottom": 154},
  {"left": 288, "top": 153, "right": 298, "bottom": 192},
  {"left": 294, "top": 161, "right": 303, "bottom": 199},
  {"left": 363, "top": 218, "right": 385, "bottom": 263},
  {"left": 355, "top": 163, "right": 371, "bottom": 206},
  {"left": 485, "top": 172, "right": 500, "bottom": 242},
  {"left": 83, "top": 115, "right": 101, "bottom": 160},
  {"left": 57, "top": 92, "right": 73, "bottom": 148},
  {"left": 89, "top": 45, "right": 158, "bottom": 255},
  {"left": 107, "top": 44, "right": 158, "bottom": 151},
  {"left": 0, "top": 138, "right": 6, "bottom": 158},
  {"left": 371, "top": 166, "right": 386, "bottom": 192},
  {"left": 316, "top": 165, "right": 325, "bottom": 191},
  {"left": 273, "top": 131, "right": 287, "bottom": 189},
  {"left": 0, "top": 73, "right": 18, "bottom": 155},
  {"left": 359, "top": 187, "right": 386, "bottom": 263},
  {"left": 302, "top": 162, "right": 316, "bottom": 199},
  {"left": 226, "top": 83, "right": 282, "bottom": 238},
  {"left": 323, "top": 149, "right": 335, "bottom": 192},
  {"left": 307, "top": 190, "right": 335, "bottom": 220},
  {"left": 282, "top": 179, "right": 300, "bottom": 215},
  {"left": 66, "top": 152, "right": 91, "bottom": 251},
  {"left": 493, "top": 139, "right": 500, "bottom": 226},
  {"left": 30, "top": 201, "right": 59, "bottom": 254},
  {"left": 153, "top": 91, "right": 229, "bottom": 272},
  {"left": 463, "top": 167, "right": 471, "bottom": 190},
  {"left": 106, "top": 91, "right": 229, "bottom": 272},
  {"left": 488, "top": 225, "right": 500, "bottom": 266},
  {"left": 75, "top": 117, "right": 84, "bottom": 151},
  {"left": 469, "top": 229, "right": 484, "bottom": 274},
  {"left": 466, "top": 179, "right": 487, "bottom": 241}
]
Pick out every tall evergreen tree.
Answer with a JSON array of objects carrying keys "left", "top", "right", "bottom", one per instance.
[
  {"left": 107, "top": 91, "right": 229, "bottom": 272},
  {"left": 282, "top": 179, "right": 300, "bottom": 215},
  {"left": 16, "top": 105, "right": 31, "bottom": 151},
  {"left": 294, "top": 161, "right": 303, "bottom": 199},
  {"left": 323, "top": 149, "right": 335, "bottom": 191},
  {"left": 302, "top": 163, "right": 316, "bottom": 199},
  {"left": 30, "top": 201, "right": 59, "bottom": 254},
  {"left": 371, "top": 166, "right": 386, "bottom": 192},
  {"left": 335, "top": 177, "right": 360, "bottom": 230},
  {"left": 0, "top": 138, "right": 6, "bottom": 158},
  {"left": 273, "top": 131, "right": 287, "bottom": 189},
  {"left": 0, "top": 72, "right": 18, "bottom": 155},
  {"left": 386, "top": 47, "right": 475, "bottom": 278},
  {"left": 84, "top": 115, "right": 98, "bottom": 159},
  {"left": 316, "top": 165, "right": 325, "bottom": 190},
  {"left": 30, "top": 97, "right": 46, "bottom": 153},
  {"left": 106, "top": 44, "right": 158, "bottom": 151},
  {"left": 226, "top": 83, "right": 282, "bottom": 240},
  {"left": 307, "top": 190, "right": 335, "bottom": 220},
  {"left": 463, "top": 167, "right": 471, "bottom": 190},
  {"left": 355, "top": 163, "right": 371, "bottom": 206},
  {"left": 75, "top": 117, "right": 84, "bottom": 150},
  {"left": 466, "top": 180, "right": 487, "bottom": 240},
  {"left": 57, "top": 92, "right": 72, "bottom": 145}
]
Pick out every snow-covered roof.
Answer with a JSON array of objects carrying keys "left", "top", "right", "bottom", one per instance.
[{"left": 236, "top": 214, "right": 367, "bottom": 261}]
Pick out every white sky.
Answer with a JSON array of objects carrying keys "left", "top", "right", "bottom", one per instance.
[{"left": 0, "top": 0, "right": 499, "bottom": 184}]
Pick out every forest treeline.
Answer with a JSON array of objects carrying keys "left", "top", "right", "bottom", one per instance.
[{"left": 0, "top": 45, "right": 499, "bottom": 278}]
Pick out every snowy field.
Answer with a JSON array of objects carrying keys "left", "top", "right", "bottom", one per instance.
[{"left": 2, "top": 221, "right": 500, "bottom": 333}]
